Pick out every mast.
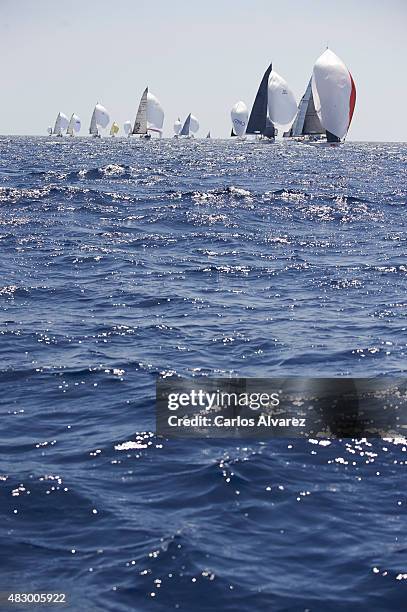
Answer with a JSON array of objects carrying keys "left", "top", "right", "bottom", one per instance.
[
  {"left": 246, "top": 63, "right": 275, "bottom": 137},
  {"left": 133, "top": 87, "right": 148, "bottom": 135}
]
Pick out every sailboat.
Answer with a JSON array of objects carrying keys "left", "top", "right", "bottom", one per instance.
[
  {"left": 206, "top": 131, "right": 211, "bottom": 139},
  {"left": 110, "top": 122, "right": 119, "bottom": 136},
  {"left": 52, "top": 112, "right": 69, "bottom": 137},
  {"left": 283, "top": 78, "right": 324, "bottom": 141},
  {"left": 132, "top": 87, "right": 164, "bottom": 139},
  {"left": 179, "top": 113, "right": 199, "bottom": 137},
  {"left": 267, "top": 71, "right": 297, "bottom": 135},
  {"left": 47, "top": 126, "right": 52, "bottom": 136},
  {"left": 123, "top": 121, "right": 132, "bottom": 137},
  {"left": 173, "top": 118, "right": 182, "bottom": 138},
  {"left": 311, "top": 49, "right": 356, "bottom": 144},
  {"left": 66, "top": 113, "right": 81, "bottom": 136},
  {"left": 246, "top": 63, "right": 275, "bottom": 140},
  {"left": 89, "top": 103, "right": 110, "bottom": 138},
  {"left": 231, "top": 101, "right": 249, "bottom": 138}
]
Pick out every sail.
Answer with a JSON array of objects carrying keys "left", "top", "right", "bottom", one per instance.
[
  {"left": 246, "top": 63, "right": 272, "bottom": 134},
  {"left": 123, "top": 120, "right": 132, "bottom": 136},
  {"left": 311, "top": 49, "right": 356, "bottom": 141},
  {"left": 190, "top": 115, "right": 199, "bottom": 134},
  {"left": 290, "top": 79, "right": 324, "bottom": 137},
  {"left": 53, "top": 112, "right": 69, "bottom": 135},
  {"left": 231, "top": 101, "right": 248, "bottom": 137},
  {"left": 180, "top": 114, "right": 191, "bottom": 136},
  {"left": 267, "top": 70, "right": 297, "bottom": 129},
  {"left": 173, "top": 118, "right": 182, "bottom": 135},
  {"left": 89, "top": 104, "right": 110, "bottom": 135},
  {"left": 110, "top": 121, "right": 119, "bottom": 136},
  {"left": 231, "top": 128, "right": 236, "bottom": 137},
  {"left": 302, "top": 87, "right": 324, "bottom": 135},
  {"left": 133, "top": 87, "right": 148, "bottom": 134},
  {"left": 47, "top": 126, "right": 52, "bottom": 135},
  {"left": 206, "top": 131, "right": 211, "bottom": 139},
  {"left": 95, "top": 104, "right": 109, "bottom": 128},
  {"left": 89, "top": 108, "right": 98, "bottom": 135},
  {"left": 67, "top": 113, "right": 81, "bottom": 136},
  {"left": 147, "top": 92, "right": 164, "bottom": 133},
  {"left": 264, "top": 117, "right": 276, "bottom": 138}
]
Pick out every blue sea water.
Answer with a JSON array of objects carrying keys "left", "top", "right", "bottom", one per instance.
[{"left": 0, "top": 136, "right": 406, "bottom": 611}]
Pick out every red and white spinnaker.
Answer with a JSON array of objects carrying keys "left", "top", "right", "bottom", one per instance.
[{"left": 311, "top": 49, "right": 356, "bottom": 141}]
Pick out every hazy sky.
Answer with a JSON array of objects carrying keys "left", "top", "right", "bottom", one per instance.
[{"left": 1, "top": 0, "right": 406, "bottom": 140}]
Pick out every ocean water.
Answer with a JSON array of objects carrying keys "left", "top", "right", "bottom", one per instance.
[{"left": 0, "top": 136, "right": 406, "bottom": 611}]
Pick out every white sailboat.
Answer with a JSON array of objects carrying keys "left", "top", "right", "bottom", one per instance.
[
  {"left": 173, "top": 118, "right": 182, "bottom": 137},
  {"left": 47, "top": 126, "right": 52, "bottom": 136},
  {"left": 132, "top": 87, "right": 164, "bottom": 138},
  {"left": 67, "top": 113, "right": 81, "bottom": 136},
  {"left": 110, "top": 122, "right": 119, "bottom": 136},
  {"left": 231, "top": 101, "right": 249, "bottom": 138},
  {"left": 52, "top": 112, "right": 69, "bottom": 137},
  {"left": 267, "top": 71, "right": 297, "bottom": 135},
  {"left": 89, "top": 103, "right": 110, "bottom": 138},
  {"left": 311, "top": 49, "right": 356, "bottom": 143},
  {"left": 123, "top": 120, "right": 132, "bottom": 137},
  {"left": 179, "top": 113, "right": 199, "bottom": 137},
  {"left": 283, "top": 78, "right": 324, "bottom": 141}
]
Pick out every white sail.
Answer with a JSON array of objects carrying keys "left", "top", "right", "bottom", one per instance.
[
  {"left": 173, "top": 118, "right": 182, "bottom": 135},
  {"left": 231, "top": 101, "right": 249, "bottom": 137},
  {"left": 133, "top": 88, "right": 148, "bottom": 134},
  {"left": 311, "top": 49, "right": 356, "bottom": 140},
  {"left": 89, "top": 103, "right": 110, "bottom": 136},
  {"left": 67, "top": 113, "right": 81, "bottom": 136},
  {"left": 94, "top": 104, "right": 110, "bottom": 128},
  {"left": 53, "top": 112, "right": 69, "bottom": 136},
  {"left": 147, "top": 91, "right": 164, "bottom": 133},
  {"left": 89, "top": 109, "right": 98, "bottom": 136},
  {"left": 267, "top": 71, "right": 297, "bottom": 129},
  {"left": 189, "top": 115, "right": 199, "bottom": 134},
  {"left": 47, "top": 126, "right": 52, "bottom": 135},
  {"left": 123, "top": 120, "right": 132, "bottom": 136}
]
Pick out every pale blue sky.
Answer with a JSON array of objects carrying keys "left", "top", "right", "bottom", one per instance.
[{"left": 1, "top": 0, "right": 406, "bottom": 140}]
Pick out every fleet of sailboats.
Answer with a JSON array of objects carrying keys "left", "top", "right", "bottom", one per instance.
[{"left": 46, "top": 48, "right": 356, "bottom": 144}]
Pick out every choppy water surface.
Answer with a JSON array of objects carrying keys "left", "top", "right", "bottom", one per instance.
[{"left": 0, "top": 137, "right": 406, "bottom": 611}]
